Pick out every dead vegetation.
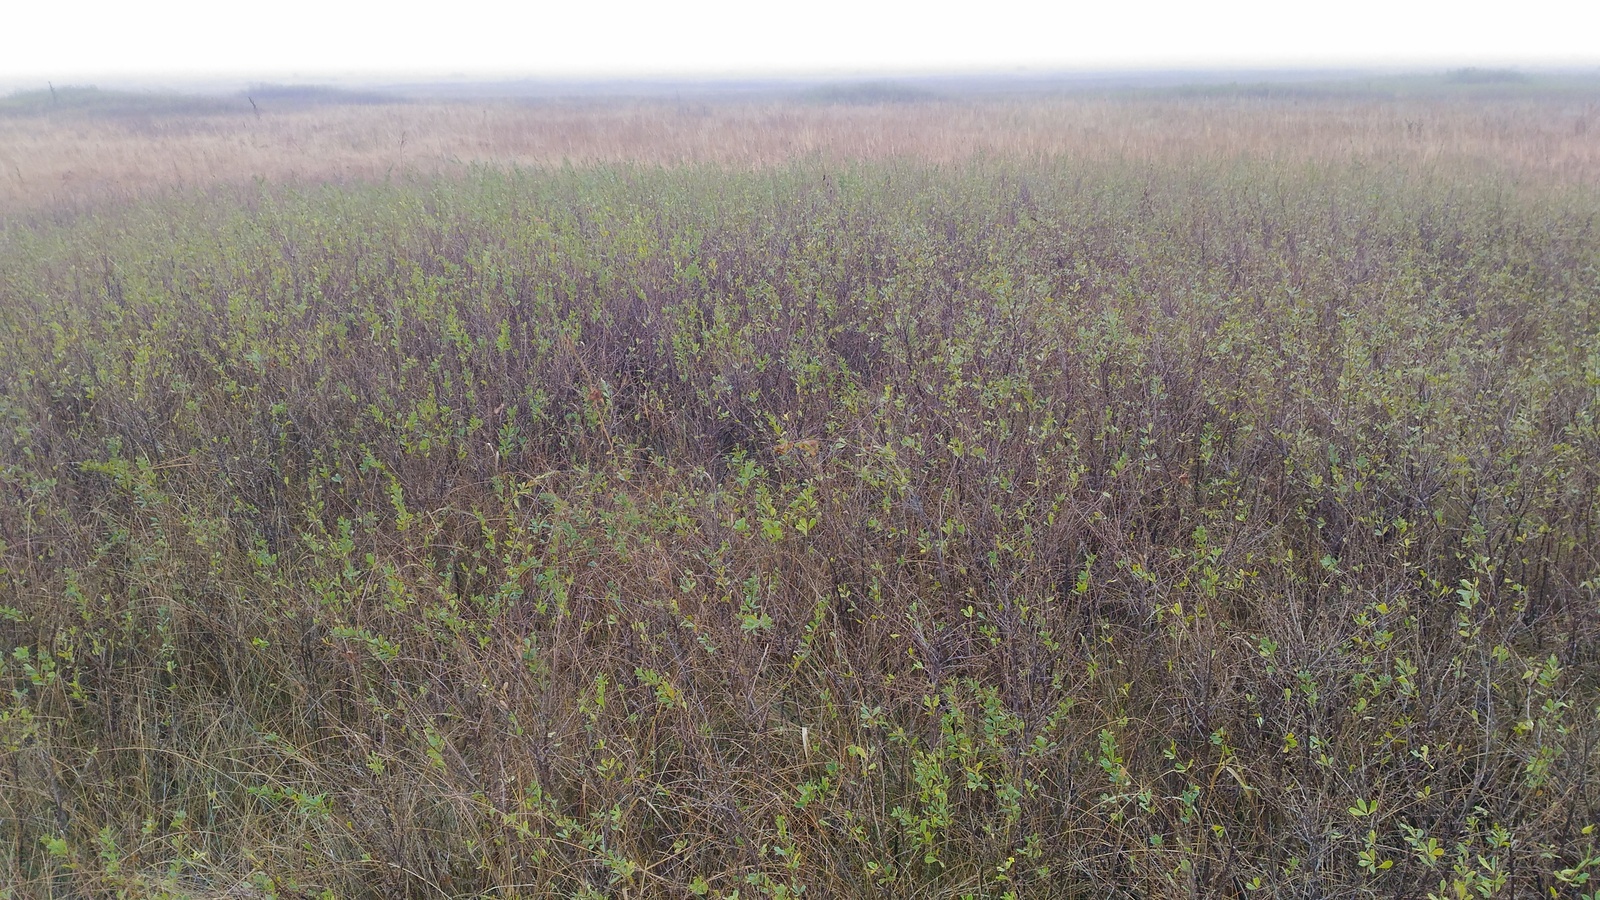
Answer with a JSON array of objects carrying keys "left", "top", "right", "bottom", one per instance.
[{"left": 2, "top": 91, "right": 1599, "bottom": 221}]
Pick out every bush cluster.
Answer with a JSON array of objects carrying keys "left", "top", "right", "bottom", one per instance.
[{"left": 2, "top": 160, "right": 1599, "bottom": 897}]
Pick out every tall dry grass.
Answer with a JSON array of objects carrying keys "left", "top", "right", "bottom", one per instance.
[{"left": 2, "top": 93, "right": 1598, "bottom": 219}]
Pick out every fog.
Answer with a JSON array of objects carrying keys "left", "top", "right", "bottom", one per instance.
[{"left": 3, "top": 0, "right": 1597, "bottom": 89}]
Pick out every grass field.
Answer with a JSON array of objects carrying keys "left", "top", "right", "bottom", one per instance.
[
  {"left": 3, "top": 82, "right": 1599, "bottom": 221},
  {"left": 3, "top": 79, "right": 1600, "bottom": 898}
]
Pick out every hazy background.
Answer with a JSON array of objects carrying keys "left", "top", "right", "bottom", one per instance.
[{"left": 3, "top": 0, "right": 1598, "bottom": 92}]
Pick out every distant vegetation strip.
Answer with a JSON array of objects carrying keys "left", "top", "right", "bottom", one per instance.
[
  {"left": 0, "top": 83, "right": 401, "bottom": 119},
  {"left": 4, "top": 89, "right": 1600, "bottom": 224},
  {"left": 0, "top": 85, "right": 245, "bottom": 117}
]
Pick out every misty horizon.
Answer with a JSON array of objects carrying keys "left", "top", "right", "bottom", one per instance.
[
  {"left": 5, "top": 63, "right": 1598, "bottom": 103},
  {"left": 4, "top": 0, "right": 1597, "bottom": 92}
]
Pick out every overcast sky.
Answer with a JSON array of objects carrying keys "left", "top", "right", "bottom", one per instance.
[{"left": 2, "top": 0, "right": 1598, "bottom": 87}]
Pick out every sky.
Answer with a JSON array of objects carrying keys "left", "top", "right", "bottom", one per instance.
[{"left": 2, "top": 0, "right": 1598, "bottom": 87}]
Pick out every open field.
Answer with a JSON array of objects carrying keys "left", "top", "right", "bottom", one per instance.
[
  {"left": 3, "top": 82, "right": 1600, "bottom": 898},
  {"left": 3, "top": 85, "right": 1600, "bottom": 220}
]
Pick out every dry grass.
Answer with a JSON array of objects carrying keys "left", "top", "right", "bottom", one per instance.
[{"left": 3, "top": 93, "right": 1598, "bottom": 218}]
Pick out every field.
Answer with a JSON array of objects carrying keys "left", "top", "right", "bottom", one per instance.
[
  {"left": 3, "top": 77, "right": 1600, "bottom": 898},
  {"left": 5, "top": 81, "right": 1600, "bottom": 219}
]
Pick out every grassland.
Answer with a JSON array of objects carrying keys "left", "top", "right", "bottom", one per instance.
[
  {"left": 3, "top": 83, "right": 1599, "bottom": 222},
  {"left": 2, "top": 79, "right": 1600, "bottom": 898}
]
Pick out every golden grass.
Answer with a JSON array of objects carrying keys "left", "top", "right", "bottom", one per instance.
[{"left": 3, "top": 93, "right": 1598, "bottom": 217}]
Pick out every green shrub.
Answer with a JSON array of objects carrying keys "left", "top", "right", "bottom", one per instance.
[{"left": 2, "top": 158, "right": 1598, "bottom": 897}]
